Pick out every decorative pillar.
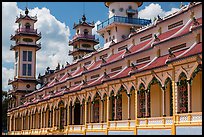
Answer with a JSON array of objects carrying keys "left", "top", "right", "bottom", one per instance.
[
  {"left": 114, "top": 96, "right": 117, "bottom": 120},
  {"left": 40, "top": 111, "right": 43, "bottom": 129},
  {"left": 162, "top": 86, "right": 166, "bottom": 117},
  {"left": 13, "top": 117, "right": 15, "bottom": 131},
  {"left": 58, "top": 109, "right": 60, "bottom": 128},
  {"left": 187, "top": 80, "right": 192, "bottom": 113},
  {"left": 106, "top": 96, "right": 109, "bottom": 126},
  {"left": 127, "top": 94, "right": 131, "bottom": 120},
  {"left": 135, "top": 89, "right": 138, "bottom": 119},
  {"left": 89, "top": 102, "right": 91, "bottom": 123},
  {"left": 21, "top": 115, "right": 24, "bottom": 130},
  {"left": 52, "top": 108, "right": 55, "bottom": 128},
  {"left": 67, "top": 105, "right": 70, "bottom": 125},
  {"left": 84, "top": 101, "right": 87, "bottom": 125},
  {"left": 28, "top": 115, "right": 30, "bottom": 130}
]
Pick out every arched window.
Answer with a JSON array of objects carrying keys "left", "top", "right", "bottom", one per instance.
[
  {"left": 84, "top": 29, "right": 88, "bottom": 35},
  {"left": 25, "top": 23, "right": 31, "bottom": 29},
  {"left": 178, "top": 72, "right": 188, "bottom": 113},
  {"left": 93, "top": 95, "right": 100, "bottom": 123},
  {"left": 138, "top": 84, "right": 146, "bottom": 118}
]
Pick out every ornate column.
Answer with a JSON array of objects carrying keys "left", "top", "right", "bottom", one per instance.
[
  {"left": 114, "top": 96, "right": 117, "bottom": 120},
  {"left": 187, "top": 79, "right": 192, "bottom": 113},
  {"left": 21, "top": 116, "right": 23, "bottom": 130},
  {"left": 67, "top": 105, "right": 70, "bottom": 125},
  {"left": 28, "top": 115, "right": 30, "bottom": 130},
  {"left": 84, "top": 101, "right": 87, "bottom": 125},
  {"left": 162, "top": 86, "right": 166, "bottom": 116},
  {"left": 135, "top": 89, "right": 138, "bottom": 119},
  {"left": 127, "top": 94, "right": 131, "bottom": 120},
  {"left": 14, "top": 117, "right": 15, "bottom": 131},
  {"left": 106, "top": 96, "right": 109, "bottom": 124},
  {"left": 52, "top": 108, "right": 55, "bottom": 128},
  {"left": 40, "top": 111, "right": 43, "bottom": 129}
]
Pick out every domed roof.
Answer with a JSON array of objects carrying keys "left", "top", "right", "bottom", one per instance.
[{"left": 105, "top": 2, "right": 143, "bottom": 8}]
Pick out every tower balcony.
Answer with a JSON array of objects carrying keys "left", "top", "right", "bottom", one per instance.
[
  {"left": 11, "top": 28, "right": 41, "bottom": 40},
  {"left": 97, "top": 16, "right": 151, "bottom": 31},
  {"left": 69, "top": 34, "right": 99, "bottom": 45},
  {"left": 10, "top": 42, "right": 41, "bottom": 50}
]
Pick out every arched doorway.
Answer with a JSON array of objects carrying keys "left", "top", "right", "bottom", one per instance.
[{"left": 148, "top": 77, "right": 163, "bottom": 117}]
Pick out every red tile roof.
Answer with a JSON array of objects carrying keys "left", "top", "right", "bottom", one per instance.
[
  {"left": 87, "top": 60, "right": 102, "bottom": 71},
  {"left": 105, "top": 50, "right": 125, "bottom": 64}
]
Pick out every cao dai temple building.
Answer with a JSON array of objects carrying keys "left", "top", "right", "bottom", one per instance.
[{"left": 7, "top": 2, "right": 202, "bottom": 135}]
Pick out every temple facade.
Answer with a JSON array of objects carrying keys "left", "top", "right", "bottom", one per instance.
[{"left": 7, "top": 2, "right": 202, "bottom": 135}]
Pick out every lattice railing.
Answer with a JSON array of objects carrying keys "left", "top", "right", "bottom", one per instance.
[
  {"left": 137, "top": 117, "right": 173, "bottom": 126},
  {"left": 87, "top": 123, "right": 107, "bottom": 130},
  {"left": 175, "top": 112, "right": 202, "bottom": 124},
  {"left": 109, "top": 120, "right": 135, "bottom": 128}
]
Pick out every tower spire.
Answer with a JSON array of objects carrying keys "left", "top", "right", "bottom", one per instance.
[{"left": 25, "top": 2, "right": 29, "bottom": 15}]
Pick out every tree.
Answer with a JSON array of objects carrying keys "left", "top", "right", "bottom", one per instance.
[{"left": 2, "top": 91, "right": 9, "bottom": 132}]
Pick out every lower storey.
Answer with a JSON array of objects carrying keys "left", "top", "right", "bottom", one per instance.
[{"left": 8, "top": 112, "right": 202, "bottom": 135}]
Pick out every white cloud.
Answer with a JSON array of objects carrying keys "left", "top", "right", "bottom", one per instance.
[
  {"left": 92, "top": 20, "right": 101, "bottom": 36},
  {"left": 2, "top": 2, "right": 72, "bottom": 91},
  {"left": 138, "top": 3, "right": 180, "bottom": 21},
  {"left": 2, "top": 67, "right": 14, "bottom": 91}
]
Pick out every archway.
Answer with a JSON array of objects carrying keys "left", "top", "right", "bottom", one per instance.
[
  {"left": 148, "top": 77, "right": 163, "bottom": 117},
  {"left": 93, "top": 92, "right": 101, "bottom": 123}
]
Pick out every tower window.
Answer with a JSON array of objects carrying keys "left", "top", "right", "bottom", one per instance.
[
  {"left": 25, "top": 23, "right": 31, "bottom": 29},
  {"left": 22, "top": 64, "right": 32, "bottom": 76},
  {"left": 84, "top": 29, "right": 88, "bottom": 35},
  {"left": 23, "top": 51, "right": 32, "bottom": 62},
  {"left": 23, "top": 51, "right": 27, "bottom": 61}
]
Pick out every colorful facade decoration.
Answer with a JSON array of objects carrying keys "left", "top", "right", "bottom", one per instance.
[{"left": 7, "top": 2, "right": 202, "bottom": 135}]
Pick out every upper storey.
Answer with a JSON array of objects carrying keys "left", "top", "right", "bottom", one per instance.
[
  {"left": 10, "top": 8, "right": 41, "bottom": 51},
  {"left": 69, "top": 15, "right": 99, "bottom": 61},
  {"left": 105, "top": 2, "right": 143, "bottom": 18},
  {"left": 97, "top": 2, "right": 151, "bottom": 48}
]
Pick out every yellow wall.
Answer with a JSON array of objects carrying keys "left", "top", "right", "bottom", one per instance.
[
  {"left": 150, "top": 84, "right": 162, "bottom": 117},
  {"left": 192, "top": 71, "right": 202, "bottom": 112},
  {"left": 122, "top": 92, "right": 128, "bottom": 120}
]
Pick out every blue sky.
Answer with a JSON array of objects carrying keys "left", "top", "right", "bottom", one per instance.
[
  {"left": 16, "top": 2, "right": 189, "bottom": 38},
  {"left": 2, "top": 2, "right": 190, "bottom": 91}
]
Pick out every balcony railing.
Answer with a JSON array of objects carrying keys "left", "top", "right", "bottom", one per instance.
[
  {"left": 137, "top": 116, "right": 173, "bottom": 127},
  {"left": 97, "top": 16, "right": 151, "bottom": 30},
  {"left": 175, "top": 112, "right": 202, "bottom": 124},
  {"left": 10, "top": 42, "right": 41, "bottom": 50},
  {"left": 15, "top": 28, "right": 38, "bottom": 34},
  {"left": 8, "top": 112, "right": 202, "bottom": 135}
]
